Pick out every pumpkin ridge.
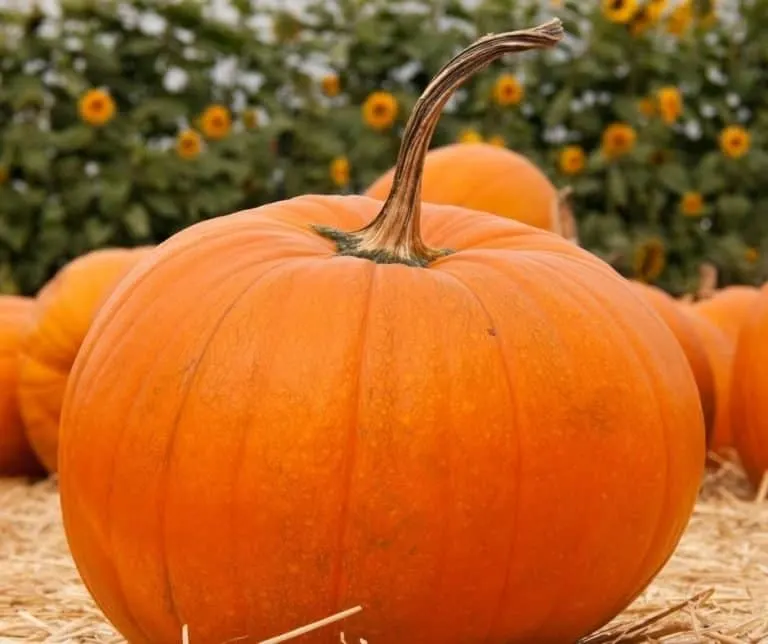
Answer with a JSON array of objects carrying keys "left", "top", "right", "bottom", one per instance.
[
  {"left": 327, "top": 261, "right": 377, "bottom": 622},
  {"left": 63, "top": 253, "right": 317, "bottom": 642},
  {"left": 430, "top": 268, "right": 523, "bottom": 640},
  {"left": 526, "top": 256, "right": 674, "bottom": 632},
  {"left": 141, "top": 257, "right": 322, "bottom": 637}
]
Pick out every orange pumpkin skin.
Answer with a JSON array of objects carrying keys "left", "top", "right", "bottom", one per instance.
[
  {"left": 731, "top": 285, "right": 768, "bottom": 489},
  {"left": 18, "top": 247, "right": 151, "bottom": 473},
  {"left": 364, "top": 143, "right": 561, "bottom": 233},
  {"left": 60, "top": 195, "right": 704, "bottom": 644},
  {"left": 628, "top": 282, "right": 716, "bottom": 445},
  {"left": 0, "top": 296, "right": 45, "bottom": 477},
  {"left": 693, "top": 285, "right": 760, "bottom": 344},
  {"left": 681, "top": 311, "right": 735, "bottom": 453}
]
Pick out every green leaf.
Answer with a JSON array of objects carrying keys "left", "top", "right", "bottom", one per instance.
[
  {"left": 607, "top": 165, "right": 628, "bottom": 208},
  {"left": 544, "top": 87, "right": 573, "bottom": 127},
  {"left": 657, "top": 164, "right": 689, "bottom": 195},
  {"left": 123, "top": 204, "right": 152, "bottom": 239},
  {"left": 717, "top": 194, "right": 752, "bottom": 221},
  {"left": 100, "top": 178, "right": 133, "bottom": 214},
  {"left": 54, "top": 126, "right": 96, "bottom": 153}
]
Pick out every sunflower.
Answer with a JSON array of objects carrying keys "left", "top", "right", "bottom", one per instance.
[
  {"left": 720, "top": 125, "right": 750, "bottom": 159},
  {"left": 745, "top": 247, "right": 759, "bottom": 263},
  {"left": 657, "top": 86, "right": 683, "bottom": 124},
  {"left": 680, "top": 191, "right": 704, "bottom": 217},
  {"left": 559, "top": 145, "right": 586, "bottom": 175},
  {"left": 629, "top": 7, "right": 653, "bottom": 36},
  {"left": 647, "top": 0, "right": 668, "bottom": 20},
  {"left": 243, "top": 109, "right": 259, "bottom": 129},
  {"left": 321, "top": 74, "right": 340, "bottom": 97},
  {"left": 666, "top": 1, "right": 692, "bottom": 35},
  {"left": 78, "top": 88, "right": 116, "bottom": 127},
  {"left": 0, "top": 165, "right": 8, "bottom": 185},
  {"left": 362, "top": 91, "right": 398, "bottom": 131},
  {"left": 638, "top": 96, "right": 657, "bottom": 118},
  {"left": 330, "top": 156, "right": 350, "bottom": 187},
  {"left": 634, "top": 237, "right": 666, "bottom": 282},
  {"left": 602, "top": 123, "right": 637, "bottom": 160},
  {"left": 602, "top": 0, "right": 639, "bottom": 24},
  {"left": 458, "top": 129, "right": 483, "bottom": 144},
  {"left": 493, "top": 74, "right": 524, "bottom": 106},
  {"left": 176, "top": 129, "right": 203, "bottom": 160},
  {"left": 487, "top": 135, "right": 506, "bottom": 148},
  {"left": 200, "top": 105, "right": 232, "bottom": 140}
]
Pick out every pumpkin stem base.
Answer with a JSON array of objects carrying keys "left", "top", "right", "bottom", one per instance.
[{"left": 314, "top": 224, "right": 454, "bottom": 267}]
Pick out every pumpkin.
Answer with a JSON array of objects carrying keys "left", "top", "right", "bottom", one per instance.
[
  {"left": 628, "top": 281, "right": 716, "bottom": 446},
  {"left": 59, "top": 21, "right": 703, "bottom": 644},
  {"left": 680, "top": 311, "right": 735, "bottom": 454},
  {"left": 730, "top": 285, "right": 768, "bottom": 490},
  {"left": 364, "top": 146, "right": 563, "bottom": 234},
  {"left": 0, "top": 296, "right": 45, "bottom": 477},
  {"left": 18, "top": 247, "right": 151, "bottom": 473},
  {"left": 693, "top": 285, "right": 760, "bottom": 344}
]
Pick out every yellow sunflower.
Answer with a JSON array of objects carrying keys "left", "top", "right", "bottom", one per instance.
[
  {"left": 78, "top": 88, "right": 116, "bottom": 127},
  {"left": 680, "top": 191, "right": 704, "bottom": 217},
  {"left": 630, "top": 7, "right": 653, "bottom": 36},
  {"left": 602, "top": 0, "right": 639, "bottom": 24},
  {"left": 176, "top": 129, "right": 203, "bottom": 160},
  {"left": 647, "top": 0, "right": 668, "bottom": 20},
  {"left": 362, "top": 91, "right": 398, "bottom": 131},
  {"left": 720, "top": 125, "right": 750, "bottom": 159},
  {"left": 200, "top": 105, "right": 232, "bottom": 140},
  {"left": 330, "top": 156, "right": 350, "bottom": 187},
  {"left": 602, "top": 123, "right": 637, "bottom": 160},
  {"left": 657, "top": 86, "right": 683, "bottom": 124},
  {"left": 634, "top": 237, "right": 667, "bottom": 282},
  {"left": 321, "top": 74, "right": 340, "bottom": 97},
  {"left": 559, "top": 146, "right": 586, "bottom": 175},
  {"left": 493, "top": 74, "right": 524, "bottom": 106},
  {"left": 458, "top": 129, "right": 483, "bottom": 144},
  {"left": 666, "top": 1, "right": 693, "bottom": 35},
  {"left": 487, "top": 135, "right": 506, "bottom": 148},
  {"left": 243, "top": 109, "right": 259, "bottom": 129},
  {"left": 745, "top": 247, "right": 759, "bottom": 263}
]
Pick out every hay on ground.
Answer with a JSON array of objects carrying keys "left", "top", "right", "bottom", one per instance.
[{"left": 1, "top": 461, "right": 766, "bottom": 643}]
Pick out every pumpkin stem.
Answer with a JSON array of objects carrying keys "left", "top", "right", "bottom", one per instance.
[{"left": 315, "top": 18, "right": 565, "bottom": 267}]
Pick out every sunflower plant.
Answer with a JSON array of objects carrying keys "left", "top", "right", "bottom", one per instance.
[{"left": 1, "top": 0, "right": 768, "bottom": 296}]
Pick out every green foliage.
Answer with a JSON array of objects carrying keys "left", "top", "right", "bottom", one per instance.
[{"left": 0, "top": 0, "right": 767, "bottom": 295}]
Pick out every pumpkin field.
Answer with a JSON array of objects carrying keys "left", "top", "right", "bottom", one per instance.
[{"left": 2, "top": 1, "right": 768, "bottom": 643}]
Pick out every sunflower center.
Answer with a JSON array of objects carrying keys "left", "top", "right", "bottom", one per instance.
[
  {"left": 611, "top": 0, "right": 625, "bottom": 10},
  {"left": 91, "top": 99, "right": 104, "bottom": 113},
  {"left": 372, "top": 103, "right": 388, "bottom": 117}
]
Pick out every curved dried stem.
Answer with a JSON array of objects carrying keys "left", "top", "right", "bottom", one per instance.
[{"left": 316, "top": 18, "right": 565, "bottom": 266}]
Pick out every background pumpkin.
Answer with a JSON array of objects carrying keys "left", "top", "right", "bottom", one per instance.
[
  {"left": 0, "top": 296, "right": 45, "bottom": 477},
  {"left": 628, "top": 281, "right": 716, "bottom": 446},
  {"left": 59, "top": 22, "right": 703, "bottom": 644},
  {"left": 17, "top": 247, "right": 151, "bottom": 473},
  {"left": 730, "top": 285, "right": 768, "bottom": 490},
  {"left": 364, "top": 142, "right": 563, "bottom": 234},
  {"left": 680, "top": 310, "right": 736, "bottom": 455},
  {"left": 693, "top": 286, "right": 760, "bottom": 344}
]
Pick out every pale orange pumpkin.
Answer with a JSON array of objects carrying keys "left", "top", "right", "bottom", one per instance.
[
  {"left": 681, "top": 310, "right": 735, "bottom": 454},
  {"left": 628, "top": 281, "right": 716, "bottom": 445},
  {"left": 59, "top": 22, "right": 703, "bottom": 644},
  {"left": 0, "top": 296, "right": 44, "bottom": 477},
  {"left": 365, "top": 145, "right": 563, "bottom": 234},
  {"left": 18, "top": 247, "right": 151, "bottom": 472},
  {"left": 693, "top": 285, "right": 760, "bottom": 344},
  {"left": 731, "top": 284, "right": 768, "bottom": 489}
]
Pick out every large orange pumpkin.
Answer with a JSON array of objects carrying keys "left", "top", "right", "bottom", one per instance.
[
  {"left": 0, "top": 296, "right": 45, "bottom": 477},
  {"left": 681, "top": 310, "right": 735, "bottom": 453},
  {"left": 693, "top": 285, "right": 760, "bottom": 344},
  {"left": 731, "top": 285, "right": 768, "bottom": 490},
  {"left": 18, "top": 247, "right": 151, "bottom": 472},
  {"left": 59, "top": 22, "right": 703, "bottom": 644},
  {"left": 364, "top": 146, "right": 562, "bottom": 233},
  {"left": 628, "top": 281, "right": 715, "bottom": 445}
]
